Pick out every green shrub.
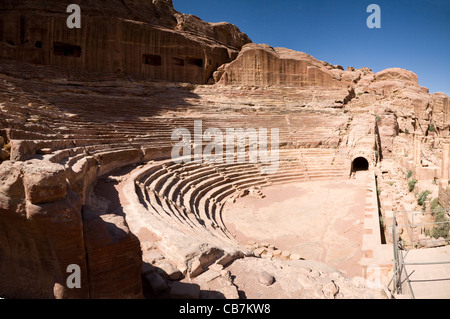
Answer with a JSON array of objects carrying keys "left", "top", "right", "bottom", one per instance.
[
  {"left": 407, "top": 170, "right": 413, "bottom": 179},
  {"left": 432, "top": 225, "right": 450, "bottom": 239},
  {"left": 408, "top": 179, "right": 418, "bottom": 192},
  {"left": 430, "top": 200, "right": 450, "bottom": 239},
  {"left": 405, "top": 128, "right": 409, "bottom": 134},
  {"left": 417, "top": 190, "right": 432, "bottom": 210},
  {"left": 431, "top": 198, "right": 441, "bottom": 211},
  {"left": 428, "top": 124, "right": 435, "bottom": 132}
]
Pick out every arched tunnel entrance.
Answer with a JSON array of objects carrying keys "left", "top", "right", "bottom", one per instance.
[{"left": 351, "top": 157, "right": 369, "bottom": 173}]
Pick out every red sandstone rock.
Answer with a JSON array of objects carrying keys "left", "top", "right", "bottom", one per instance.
[
  {"left": 23, "top": 160, "right": 67, "bottom": 204},
  {"left": 373, "top": 68, "right": 419, "bottom": 84},
  {"left": 431, "top": 93, "right": 450, "bottom": 129},
  {"left": 377, "top": 114, "right": 400, "bottom": 156},
  {"left": 217, "top": 43, "right": 350, "bottom": 88},
  {"left": 0, "top": 161, "right": 25, "bottom": 214},
  {"left": 82, "top": 212, "right": 143, "bottom": 299},
  {"left": 0, "top": 0, "right": 251, "bottom": 84},
  {"left": 0, "top": 173, "right": 89, "bottom": 298}
]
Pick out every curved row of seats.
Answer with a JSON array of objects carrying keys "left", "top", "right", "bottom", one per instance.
[
  {"left": 131, "top": 148, "right": 349, "bottom": 244},
  {"left": 1, "top": 68, "right": 350, "bottom": 250}
]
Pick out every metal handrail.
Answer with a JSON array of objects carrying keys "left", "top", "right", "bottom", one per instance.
[{"left": 389, "top": 209, "right": 450, "bottom": 298}]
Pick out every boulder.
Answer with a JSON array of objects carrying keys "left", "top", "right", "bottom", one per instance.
[
  {"left": 258, "top": 271, "right": 275, "bottom": 286},
  {"left": 22, "top": 160, "right": 67, "bottom": 204}
]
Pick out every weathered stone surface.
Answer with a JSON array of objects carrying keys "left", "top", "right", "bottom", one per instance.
[
  {"left": 289, "top": 252, "right": 303, "bottom": 261},
  {"left": 227, "top": 258, "right": 389, "bottom": 299},
  {"left": 322, "top": 281, "right": 339, "bottom": 298},
  {"left": 189, "top": 259, "right": 203, "bottom": 278},
  {"left": 0, "top": 161, "right": 26, "bottom": 213},
  {"left": 0, "top": 0, "right": 251, "bottom": 84},
  {"left": 373, "top": 68, "right": 419, "bottom": 84},
  {"left": 253, "top": 247, "right": 266, "bottom": 257},
  {"left": 431, "top": 92, "right": 450, "bottom": 129},
  {"left": 23, "top": 160, "right": 67, "bottom": 204},
  {"left": 143, "top": 250, "right": 165, "bottom": 265},
  {"left": 0, "top": 186, "right": 89, "bottom": 298},
  {"left": 280, "top": 251, "right": 291, "bottom": 260},
  {"left": 220, "top": 284, "right": 240, "bottom": 299},
  {"left": 258, "top": 271, "right": 275, "bottom": 286},
  {"left": 82, "top": 210, "right": 143, "bottom": 298},
  {"left": 261, "top": 251, "right": 273, "bottom": 259},
  {"left": 272, "top": 250, "right": 282, "bottom": 257},
  {"left": 217, "top": 43, "right": 350, "bottom": 88},
  {"left": 377, "top": 113, "right": 399, "bottom": 156},
  {"left": 155, "top": 259, "right": 183, "bottom": 280},
  {"left": 216, "top": 250, "right": 244, "bottom": 266},
  {"left": 351, "top": 276, "right": 367, "bottom": 289}
]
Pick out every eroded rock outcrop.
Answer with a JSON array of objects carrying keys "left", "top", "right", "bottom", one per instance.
[
  {"left": 0, "top": 161, "right": 90, "bottom": 298},
  {"left": 0, "top": 157, "right": 143, "bottom": 299},
  {"left": 215, "top": 43, "right": 352, "bottom": 88}
]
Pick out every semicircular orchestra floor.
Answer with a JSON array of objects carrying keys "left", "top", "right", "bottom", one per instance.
[{"left": 222, "top": 173, "right": 369, "bottom": 277}]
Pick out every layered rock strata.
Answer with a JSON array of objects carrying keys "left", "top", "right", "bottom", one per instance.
[{"left": 0, "top": 0, "right": 251, "bottom": 84}]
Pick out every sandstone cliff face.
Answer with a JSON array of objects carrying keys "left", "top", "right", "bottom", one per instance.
[
  {"left": 431, "top": 93, "right": 450, "bottom": 133},
  {"left": 215, "top": 47, "right": 449, "bottom": 144},
  {"left": 216, "top": 43, "right": 351, "bottom": 88},
  {"left": 0, "top": 0, "right": 251, "bottom": 84},
  {"left": 356, "top": 68, "right": 450, "bottom": 138}
]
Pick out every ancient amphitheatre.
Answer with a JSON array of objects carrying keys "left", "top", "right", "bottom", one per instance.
[{"left": 0, "top": 0, "right": 449, "bottom": 300}]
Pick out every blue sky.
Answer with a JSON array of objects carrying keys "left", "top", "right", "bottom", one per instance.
[{"left": 173, "top": 0, "right": 450, "bottom": 95}]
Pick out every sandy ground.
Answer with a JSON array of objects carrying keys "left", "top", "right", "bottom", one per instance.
[{"left": 222, "top": 173, "right": 369, "bottom": 277}]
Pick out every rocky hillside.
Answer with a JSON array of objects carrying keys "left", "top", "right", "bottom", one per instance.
[{"left": 214, "top": 43, "right": 449, "bottom": 158}]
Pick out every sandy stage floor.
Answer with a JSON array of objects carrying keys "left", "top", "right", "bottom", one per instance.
[{"left": 223, "top": 173, "right": 369, "bottom": 277}]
